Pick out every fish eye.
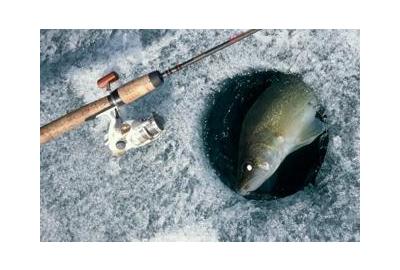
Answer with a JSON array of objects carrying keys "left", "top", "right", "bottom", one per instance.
[{"left": 242, "top": 162, "right": 253, "bottom": 172}]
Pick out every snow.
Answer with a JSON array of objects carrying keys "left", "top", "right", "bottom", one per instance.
[{"left": 40, "top": 29, "right": 359, "bottom": 241}]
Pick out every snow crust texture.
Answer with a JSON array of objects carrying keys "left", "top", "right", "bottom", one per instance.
[{"left": 40, "top": 29, "right": 359, "bottom": 241}]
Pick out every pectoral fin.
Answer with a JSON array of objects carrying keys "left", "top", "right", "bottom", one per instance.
[{"left": 290, "top": 118, "right": 326, "bottom": 153}]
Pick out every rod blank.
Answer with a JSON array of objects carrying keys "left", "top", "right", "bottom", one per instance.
[{"left": 161, "top": 29, "right": 260, "bottom": 77}]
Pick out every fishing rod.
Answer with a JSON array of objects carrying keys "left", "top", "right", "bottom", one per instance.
[{"left": 40, "top": 29, "right": 261, "bottom": 151}]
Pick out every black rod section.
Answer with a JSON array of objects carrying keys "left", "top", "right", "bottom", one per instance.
[{"left": 161, "top": 29, "right": 260, "bottom": 77}]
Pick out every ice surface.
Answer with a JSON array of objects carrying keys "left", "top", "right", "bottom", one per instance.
[{"left": 40, "top": 29, "right": 360, "bottom": 241}]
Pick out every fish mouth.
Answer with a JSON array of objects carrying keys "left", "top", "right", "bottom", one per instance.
[
  {"left": 238, "top": 184, "right": 251, "bottom": 196},
  {"left": 237, "top": 179, "right": 258, "bottom": 196},
  {"left": 237, "top": 169, "right": 271, "bottom": 195}
]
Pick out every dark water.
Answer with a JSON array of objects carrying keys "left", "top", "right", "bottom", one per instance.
[{"left": 202, "top": 70, "right": 329, "bottom": 200}]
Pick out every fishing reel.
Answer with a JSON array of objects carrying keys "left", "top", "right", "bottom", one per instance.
[{"left": 96, "top": 71, "right": 164, "bottom": 156}]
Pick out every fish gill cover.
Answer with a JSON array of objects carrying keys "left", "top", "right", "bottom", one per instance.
[{"left": 40, "top": 29, "right": 360, "bottom": 241}]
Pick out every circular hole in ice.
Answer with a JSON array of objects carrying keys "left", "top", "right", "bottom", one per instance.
[{"left": 202, "top": 70, "right": 329, "bottom": 200}]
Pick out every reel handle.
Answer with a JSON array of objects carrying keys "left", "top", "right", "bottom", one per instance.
[{"left": 97, "top": 71, "right": 119, "bottom": 90}]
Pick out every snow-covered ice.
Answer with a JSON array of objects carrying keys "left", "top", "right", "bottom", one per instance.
[{"left": 40, "top": 29, "right": 360, "bottom": 241}]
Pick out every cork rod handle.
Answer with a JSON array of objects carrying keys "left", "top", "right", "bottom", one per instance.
[
  {"left": 40, "top": 96, "right": 112, "bottom": 144},
  {"left": 116, "top": 71, "right": 163, "bottom": 104}
]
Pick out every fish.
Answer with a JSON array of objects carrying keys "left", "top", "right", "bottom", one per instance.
[{"left": 237, "top": 77, "right": 326, "bottom": 195}]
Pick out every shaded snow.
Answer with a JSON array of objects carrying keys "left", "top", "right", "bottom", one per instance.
[{"left": 40, "top": 29, "right": 360, "bottom": 241}]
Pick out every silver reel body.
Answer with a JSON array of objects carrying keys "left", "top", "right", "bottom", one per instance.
[
  {"left": 102, "top": 109, "right": 163, "bottom": 156},
  {"left": 96, "top": 71, "right": 164, "bottom": 156}
]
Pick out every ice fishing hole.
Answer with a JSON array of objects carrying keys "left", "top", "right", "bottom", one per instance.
[{"left": 202, "top": 70, "right": 329, "bottom": 200}]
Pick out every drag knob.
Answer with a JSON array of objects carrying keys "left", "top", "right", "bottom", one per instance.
[{"left": 97, "top": 71, "right": 119, "bottom": 89}]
